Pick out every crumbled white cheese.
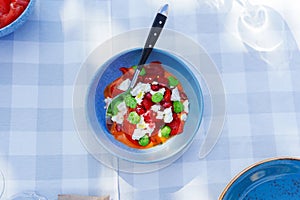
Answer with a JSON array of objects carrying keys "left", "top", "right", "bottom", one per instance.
[
  {"left": 150, "top": 87, "right": 166, "bottom": 95},
  {"left": 183, "top": 100, "right": 189, "bottom": 113},
  {"left": 132, "top": 129, "right": 145, "bottom": 140},
  {"left": 130, "top": 82, "right": 151, "bottom": 96},
  {"left": 135, "top": 91, "right": 145, "bottom": 104},
  {"left": 152, "top": 81, "right": 158, "bottom": 85},
  {"left": 171, "top": 87, "right": 180, "bottom": 101},
  {"left": 151, "top": 104, "right": 161, "bottom": 112},
  {"left": 145, "top": 125, "right": 155, "bottom": 136},
  {"left": 111, "top": 113, "right": 124, "bottom": 124},
  {"left": 136, "top": 116, "right": 147, "bottom": 129},
  {"left": 132, "top": 116, "right": 155, "bottom": 140},
  {"left": 104, "top": 97, "right": 112, "bottom": 109},
  {"left": 181, "top": 113, "right": 187, "bottom": 121},
  {"left": 155, "top": 107, "right": 173, "bottom": 122},
  {"left": 117, "top": 102, "right": 127, "bottom": 115},
  {"left": 117, "top": 79, "right": 130, "bottom": 91},
  {"left": 111, "top": 102, "right": 127, "bottom": 124},
  {"left": 156, "top": 111, "right": 164, "bottom": 120},
  {"left": 163, "top": 107, "right": 173, "bottom": 123}
]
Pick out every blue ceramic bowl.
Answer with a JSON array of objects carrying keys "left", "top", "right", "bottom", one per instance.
[
  {"left": 86, "top": 48, "right": 204, "bottom": 163},
  {"left": 0, "top": 0, "right": 36, "bottom": 38},
  {"left": 219, "top": 157, "right": 300, "bottom": 200}
]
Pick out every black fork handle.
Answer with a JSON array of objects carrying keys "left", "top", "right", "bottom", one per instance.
[{"left": 129, "top": 13, "right": 167, "bottom": 89}]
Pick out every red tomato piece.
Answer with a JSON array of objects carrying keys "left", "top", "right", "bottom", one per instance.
[
  {"left": 144, "top": 92, "right": 152, "bottom": 100},
  {"left": 156, "top": 76, "right": 168, "bottom": 86},
  {"left": 119, "top": 67, "right": 130, "bottom": 75},
  {"left": 141, "top": 97, "right": 153, "bottom": 110},
  {"left": 163, "top": 87, "right": 171, "bottom": 101},
  {"left": 166, "top": 114, "right": 182, "bottom": 135},
  {"left": 0, "top": 0, "right": 10, "bottom": 14},
  {"left": 143, "top": 110, "right": 157, "bottom": 123},
  {"left": 124, "top": 131, "right": 140, "bottom": 146},
  {"left": 14, "top": 0, "right": 29, "bottom": 6},
  {"left": 160, "top": 100, "right": 172, "bottom": 108},
  {"left": 145, "top": 63, "right": 164, "bottom": 77},
  {"left": 0, "top": 0, "right": 30, "bottom": 28},
  {"left": 121, "top": 118, "right": 135, "bottom": 135}
]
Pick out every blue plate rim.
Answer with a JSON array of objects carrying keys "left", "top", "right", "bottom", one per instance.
[{"left": 219, "top": 157, "right": 300, "bottom": 199}]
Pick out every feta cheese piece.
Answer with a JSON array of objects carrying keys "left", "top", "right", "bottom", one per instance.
[
  {"left": 156, "top": 111, "right": 164, "bottom": 120},
  {"left": 150, "top": 87, "right": 166, "bottom": 95},
  {"left": 132, "top": 116, "right": 155, "bottom": 140},
  {"left": 111, "top": 102, "right": 127, "bottom": 124},
  {"left": 104, "top": 97, "right": 112, "bottom": 109},
  {"left": 136, "top": 116, "right": 147, "bottom": 129},
  {"left": 155, "top": 107, "right": 173, "bottom": 122},
  {"left": 130, "top": 82, "right": 151, "bottom": 96},
  {"left": 183, "top": 100, "right": 189, "bottom": 113},
  {"left": 151, "top": 104, "right": 161, "bottom": 112},
  {"left": 111, "top": 113, "right": 124, "bottom": 124},
  {"left": 117, "top": 78, "right": 130, "bottom": 91},
  {"left": 145, "top": 124, "right": 155, "bottom": 136},
  {"left": 163, "top": 107, "right": 173, "bottom": 123},
  {"left": 171, "top": 87, "right": 180, "bottom": 101},
  {"left": 132, "top": 129, "right": 145, "bottom": 140},
  {"left": 117, "top": 101, "right": 127, "bottom": 115},
  {"left": 135, "top": 91, "right": 145, "bottom": 104}
]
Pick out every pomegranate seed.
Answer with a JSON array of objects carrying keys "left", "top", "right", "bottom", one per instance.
[
  {"left": 151, "top": 84, "right": 160, "bottom": 91},
  {"left": 161, "top": 100, "right": 172, "bottom": 108},
  {"left": 135, "top": 105, "right": 146, "bottom": 115},
  {"left": 144, "top": 92, "right": 152, "bottom": 100}
]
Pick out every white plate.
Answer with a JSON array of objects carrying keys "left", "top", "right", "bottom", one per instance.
[{"left": 73, "top": 28, "right": 225, "bottom": 173}]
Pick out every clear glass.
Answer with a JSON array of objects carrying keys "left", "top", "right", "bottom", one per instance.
[
  {"left": 236, "top": 0, "right": 293, "bottom": 68},
  {"left": 0, "top": 170, "right": 4, "bottom": 199},
  {"left": 9, "top": 191, "right": 47, "bottom": 200}
]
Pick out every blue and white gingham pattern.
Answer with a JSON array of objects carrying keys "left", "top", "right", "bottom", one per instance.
[{"left": 1, "top": 0, "right": 300, "bottom": 199}]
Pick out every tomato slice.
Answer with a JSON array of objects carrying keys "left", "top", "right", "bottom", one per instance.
[
  {"left": 166, "top": 114, "right": 184, "bottom": 136},
  {"left": 0, "top": 0, "right": 30, "bottom": 29},
  {"left": 0, "top": 0, "right": 10, "bottom": 14},
  {"left": 14, "top": 0, "right": 29, "bottom": 6}
]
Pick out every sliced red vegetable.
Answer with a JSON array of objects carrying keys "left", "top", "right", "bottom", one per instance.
[
  {"left": 0, "top": 0, "right": 30, "bottom": 28},
  {"left": 144, "top": 92, "right": 152, "bottom": 100},
  {"left": 141, "top": 97, "right": 153, "bottom": 110},
  {"left": 105, "top": 61, "right": 189, "bottom": 149},
  {"left": 163, "top": 87, "right": 171, "bottom": 101},
  {"left": 143, "top": 110, "right": 158, "bottom": 123},
  {"left": 119, "top": 67, "right": 130, "bottom": 74},
  {"left": 166, "top": 114, "right": 183, "bottom": 135},
  {"left": 0, "top": 0, "right": 10, "bottom": 14},
  {"left": 161, "top": 100, "right": 172, "bottom": 108}
]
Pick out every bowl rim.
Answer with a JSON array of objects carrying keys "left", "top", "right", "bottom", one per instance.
[
  {"left": 87, "top": 47, "right": 205, "bottom": 164},
  {"left": 0, "top": 0, "right": 36, "bottom": 37},
  {"left": 219, "top": 156, "right": 300, "bottom": 199}
]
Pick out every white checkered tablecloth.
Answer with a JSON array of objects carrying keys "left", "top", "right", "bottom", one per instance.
[{"left": 1, "top": 0, "right": 300, "bottom": 199}]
